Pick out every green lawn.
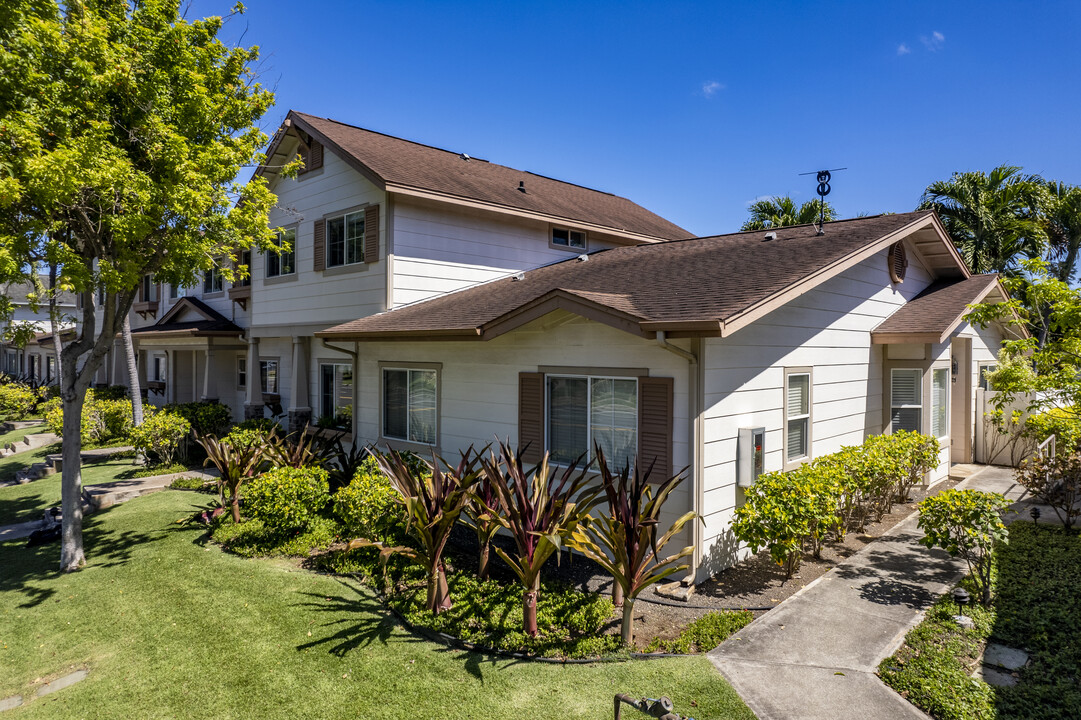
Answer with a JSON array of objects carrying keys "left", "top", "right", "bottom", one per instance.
[
  {"left": 0, "top": 453, "right": 140, "bottom": 526},
  {"left": 0, "top": 424, "right": 49, "bottom": 449},
  {"left": 0, "top": 490, "right": 755, "bottom": 719},
  {"left": 880, "top": 521, "right": 1081, "bottom": 719}
]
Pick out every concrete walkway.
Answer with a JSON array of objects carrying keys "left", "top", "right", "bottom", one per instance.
[{"left": 709, "top": 465, "right": 1019, "bottom": 720}]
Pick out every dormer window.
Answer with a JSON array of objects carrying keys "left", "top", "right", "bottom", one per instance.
[{"left": 551, "top": 227, "right": 586, "bottom": 251}]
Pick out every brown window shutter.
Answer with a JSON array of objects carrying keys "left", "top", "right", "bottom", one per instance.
[
  {"left": 313, "top": 219, "right": 326, "bottom": 272},
  {"left": 638, "top": 376, "right": 674, "bottom": 480},
  {"left": 309, "top": 140, "right": 323, "bottom": 171},
  {"left": 364, "top": 204, "right": 380, "bottom": 263},
  {"left": 519, "top": 372, "right": 545, "bottom": 465}
]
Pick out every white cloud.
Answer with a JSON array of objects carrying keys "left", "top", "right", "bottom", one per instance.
[
  {"left": 701, "top": 80, "right": 725, "bottom": 98},
  {"left": 897, "top": 43, "right": 911, "bottom": 56},
  {"left": 920, "top": 31, "right": 945, "bottom": 51}
]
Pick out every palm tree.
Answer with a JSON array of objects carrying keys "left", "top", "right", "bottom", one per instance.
[
  {"left": 741, "top": 196, "right": 836, "bottom": 231},
  {"left": 1042, "top": 181, "right": 1081, "bottom": 284},
  {"left": 918, "top": 165, "right": 1046, "bottom": 275}
]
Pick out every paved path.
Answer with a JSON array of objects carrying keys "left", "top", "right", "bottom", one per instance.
[{"left": 709, "top": 465, "right": 1019, "bottom": 720}]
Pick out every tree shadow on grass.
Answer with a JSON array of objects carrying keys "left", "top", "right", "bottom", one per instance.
[
  {"left": 0, "top": 507, "right": 168, "bottom": 608},
  {"left": 293, "top": 577, "right": 417, "bottom": 658}
]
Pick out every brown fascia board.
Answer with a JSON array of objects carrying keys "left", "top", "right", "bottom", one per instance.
[
  {"left": 721, "top": 213, "right": 953, "bottom": 337},
  {"left": 313, "top": 327, "right": 482, "bottom": 341},
  {"left": 132, "top": 329, "right": 243, "bottom": 339},
  {"left": 871, "top": 332, "right": 942, "bottom": 345}
]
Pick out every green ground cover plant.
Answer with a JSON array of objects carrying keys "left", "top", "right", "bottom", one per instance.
[
  {"left": 0, "top": 490, "right": 755, "bottom": 719},
  {"left": 880, "top": 522, "right": 1081, "bottom": 720},
  {"left": 644, "top": 611, "right": 754, "bottom": 654}
]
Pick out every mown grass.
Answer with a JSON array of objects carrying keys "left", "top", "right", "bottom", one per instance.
[
  {"left": 879, "top": 521, "right": 1081, "bottom": 719},
  {"left": 0, "top": 452, "right": 137, "bottom": 526},
  {"left": 0, "top": 490, "right": 755, "bottom": 719}
]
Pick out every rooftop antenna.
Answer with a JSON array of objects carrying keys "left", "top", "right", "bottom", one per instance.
[{"left": 798, "top": 167, "right": 846, "bottom": 235}]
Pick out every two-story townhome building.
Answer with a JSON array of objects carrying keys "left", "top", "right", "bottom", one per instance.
[
  {"left": 126, "top": 111, "right": 692, "bottom": 432},
  {"left": 1, "top": 277, "right": 76, "bottom": 383}
]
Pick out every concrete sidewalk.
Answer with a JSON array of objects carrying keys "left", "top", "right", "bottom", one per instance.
[{"left": 709, "top": 465, "right": 1018, "bottom": 720}]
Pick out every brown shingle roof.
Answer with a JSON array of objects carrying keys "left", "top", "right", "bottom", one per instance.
[
  {"left": 318, "top": 211, "right": 945, "bottom": 340},
  {"left": 279, "top": 112, "right": 693, "bottom": 242},
  {"left": 871, "top": 274, "right": 1004, "bottom": 343}
]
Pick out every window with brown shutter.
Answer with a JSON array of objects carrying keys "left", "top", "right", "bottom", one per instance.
[
  {"left": 638, "top": 376, "right": 673, "bottom": 479},
  {"left": 313, "top": 219, "right": 326, "bottom": 272},
  {"left": 364, "top": 204, "right": 379, "bottom": 263},
  {"left": 308, "top": 140, "right": 323, "bottom": 171},
  {"left": 518, "top": 372, "right": 545, "bottom": 464}
]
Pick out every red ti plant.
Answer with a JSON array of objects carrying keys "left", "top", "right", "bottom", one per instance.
[
  {"left": 195, "top": 429, "right": 272, "bottom": 523},
  {"left": 373, "top": 448, "right": 482, "bottom": 614},
  {"left": 463, "top": 468, "right": 502, "bottom": 580},
  {"left": 567, "top": 448, "right": 696, "bottom": 646},
  {"left": 478, "top": 441, "right": 598, "bottom": 636}
]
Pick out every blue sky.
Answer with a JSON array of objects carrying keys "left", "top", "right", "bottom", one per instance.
[{"left": 195, "top": 1, "right": 1081, "bottom": 237}]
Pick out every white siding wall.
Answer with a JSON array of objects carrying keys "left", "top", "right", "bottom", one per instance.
[
  {"left": 392, "top": 198, "right": 624, "bottom": 307},
  {"left": 698, "top": 246, "right": 936, "bottom": 575}
]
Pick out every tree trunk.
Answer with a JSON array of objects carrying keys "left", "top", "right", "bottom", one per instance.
[
  {"left": 620, "top": 598, "right": 635, "bottom": 646},
  {"left": 59, "top": 389, "right": 86, "bottom": 572},
  {"left": 122, "top": 315, "right": 144, "bottom": 464},
  {"left": 230, "top": 491, "right": 241, "bottom": 524},
  {"left": 477, "top": 538, "right": 490, "bottom": 580},
  {"left": 427, "top": 561, "right": 452, "bottom": 614},
  {"left": 523, "top": 574, "right": 540, "bottom": 636},
  {"left": 612, "top": 579, "right": 624, "bottom": 608}
]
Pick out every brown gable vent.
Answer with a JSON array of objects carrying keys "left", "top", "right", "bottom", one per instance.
[{"left": 888, "top": 241, "right": 908, "bottom": 284}]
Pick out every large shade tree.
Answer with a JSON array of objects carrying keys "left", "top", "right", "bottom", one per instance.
[
  {"left": 0, "top": 0, "right": 278, "bottom": 571},
  {"left": 918, "top": 165, "right": 1046, "bottom": 275},
  {"left": 740, "top": 196, "right": 836, "bottom": 231}
]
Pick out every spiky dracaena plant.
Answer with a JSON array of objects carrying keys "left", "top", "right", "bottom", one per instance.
[
  {"left": 478, "top": 442, "right": 599, "bottom": 636},
  {"left": 463, "top": 461, "right": 501, "bottom": 580},
  {"left": 195, "top": 429, "right": 272, "bottom": 523},
  {"left": 373, "top": 448, "right": 482, "bottom": 614},
  {"left": 264, "top": 427, "right": 341, "bottom": 470},
  {"left": 567, "top": 448, "right": 696, "bottom": 646}
]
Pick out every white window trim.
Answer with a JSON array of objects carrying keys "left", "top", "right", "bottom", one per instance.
[
  {"left": 203, "top": 263, "right": 224, "bottom": 295},
  {"left": 783, "top": 367, "right": 812, "bottom": 470},
  {"left": 549, "top": 225, "right": 588, "bottom": 253},
  {"left": 931, "top": 366, "right": 950, "bottom": 439},
  {"left": 544, "top": 373, "right": 639, "bottom": 467},
  {"left": 259, "top": 358, "right": 280, "bottom": 395},
  {"left": 890, "top": 367, "right": 923, "bottom": 434},
  {"left": 324, "top": 209, "right": 366, "bottom": 269},
  {"left": 379, "top": 363, "right": 441, "bottom": 451},
  {"left": 236, "top": 356, "right": 247, "bottom": 389},
  {"left": 319, "top": 361, "right": 353, "bottom": 419},
  {"left": 266, "top": 227, "right": 297, "bottom": 279}
]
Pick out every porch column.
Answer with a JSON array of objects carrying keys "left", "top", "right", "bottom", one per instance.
[
  {"left": 244, "top": 336, "right": 262, "bottom": 420},
  {"left": 288, "top": 335, "right": 311, "bottom": 434},
  {"left": 201, "top": 348, "right": 217, "bottom": 402},
  {"left": 165, "top": 349, "right": 175, "bottom": 404}
]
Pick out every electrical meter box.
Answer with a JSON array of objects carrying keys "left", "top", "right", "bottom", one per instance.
[{"left": 737, "top": 427, "right": 766, "bottom": 487}]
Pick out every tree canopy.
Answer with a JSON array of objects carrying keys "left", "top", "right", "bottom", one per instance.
[
  {"left": 0, "top": 0, "right": 279, "bottom": 570},
  {"left": 740, "top": 196, "right": 836, "bottom": 231}
]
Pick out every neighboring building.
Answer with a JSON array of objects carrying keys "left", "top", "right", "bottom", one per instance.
[
  {"left": 316, "top": 211, "right": 1021, "bottom": 579},
  {"left": 0, "top": 277, "right": 76, "bottom": 382}
]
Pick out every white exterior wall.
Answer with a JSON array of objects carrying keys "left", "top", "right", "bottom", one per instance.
[
  {"left": 352, "top": 312, "right": 695, "bottom": 529},
  {"left": 697, "top": 246, "right": 936, "bottom": 575},
  {"left": 391, "top": 197, "right": 625, "bottom": 307}
]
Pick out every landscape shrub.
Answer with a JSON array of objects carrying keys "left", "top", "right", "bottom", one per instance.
[
  {"left": 197, "top": 430, "right": 268, "bottom": 523},
  {"left": 731, "top": 464, "right": 840, "bottom": 577},
  {"left": 88, "top": 385, "right": 130, "bottom": 401},
  {"left": 1024, "top": 407, "right": 1081, "bottom": 453},
  {"left": 211, "top": 514, "right": 339, "bottom": 557},
  {"left": 333, "top": 457, "right": 402, "bottom": 542},
  {"left": 917, "top": 489, "right": 1010, "bottom": 606},
  {"left": 0, "top": 382, "right": 37, "bottom": 419},
  {"left": 230, "top": 417, "right": 281, "bottom": 435},
  {"left": 130, "top": 410, "right": 191, "bottom": 466},
  {"left": 45, "top": 395, "right": 133, "bottom": 444},
  {"left": 245, "top": 465, "right": 330, "bottom": 532},
  {"left": 1015, "top": 449, "right": 1081, "bottom": 529},
  {"left": 165, "top": 400, "right": 232, "bottom": 437}
]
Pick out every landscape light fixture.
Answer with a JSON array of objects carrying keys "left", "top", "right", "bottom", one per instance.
[
  {"left": 952, "top": 587, "right": 970, "bottom": 616},
  {"left": 1030, "top": 506, "right": 1041, "bottom": 524}
]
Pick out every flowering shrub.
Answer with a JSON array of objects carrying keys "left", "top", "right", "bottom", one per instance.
[
  {"left": 130, "top": 410, "right": 191, "bottom": 466},
  {"left": 246, "top": 466, "right": 330, "bottom": 532},
  {"left": 0, "top": 382, "right": 37, "bottom": 419},
  {"left": 333, "top": 457, "right": 401, "bottom": 542},
  {"left": 45, "top": 395, "right": 133, "bottom": 444}
]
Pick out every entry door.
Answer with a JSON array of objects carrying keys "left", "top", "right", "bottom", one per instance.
[{"left": 949, "top": 337, "right": 972, "bottom": 463}]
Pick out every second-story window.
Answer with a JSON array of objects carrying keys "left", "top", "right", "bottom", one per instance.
[
  {"left": 203, "top": 263, "right": 224, "bottom": 294},
  {"left": 140, "top": 274, "right": 157, "bottom": 302},
  {"left": 551, "top": 227, "right": 586, "bottom": 251},
  {"left": 170, "top": 284, "right": 189, "bottom": 299},
  {"left": 267, "top": 228, "right": 296, "bottom": 278},
  {"left": 235, "top": 250, "right": 252, "bottom": 287},
  {"left": 326, "top": 211, "right": 365, "bottom": 267}
]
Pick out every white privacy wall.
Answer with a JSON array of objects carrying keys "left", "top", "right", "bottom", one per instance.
[
  {"left": 352, "top": 312, "right": 695, "bottom": 527},
  {"left": 391, "top": 197, "right": 626, "bottom": 307},
  {"left": 697, "top": 245, "right": 936, "bottom": 575}
]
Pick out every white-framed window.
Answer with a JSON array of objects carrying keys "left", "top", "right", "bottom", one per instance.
[
  {"left": 267, "top": 228, "right": 296, "bottom": 278},
  {"left": 978, "top": 363, "right": 997, "bottom": 391},
  {"left": 203, "top": 263, "right": 224, "bottom": 294},
  {"left": 259, "top": 359, "right": 279, "bottom": 394},
  {"left": 891, "top": 368, "right": 923, "bottom": 433},
  {"left": 170, "top": 284, "right": 189, "bottom": 300},
  {"left": 382, "top": 367, "right": 437, "bottom": 445},
  {"left": 235, "top": 250, "right": 252, "bottom": 287},
  {"left": 320, "top": 363, "right": 354, "bottom": 426},
  {"left": 551, "top": 227, "right": 587, "bottom": 251},
  {"left": 546, "top": 375, "right": 637, "bottom": 469},
  {"left": 140, "top": 274, "right": 157, "bottom": 302},
  {"left": 46, "top": 356, "right": 55, "bottom": 383},
  {"left": 326, "top": 211, "right": 365, "bottom": 267},
  {"left": 931, "top": 367, "right": 949, "bottom": 438},
  {"left": 153, "top": 357, "right": 165, "bottom": 382},
  {"left": 784, "top": 369, "right": 811, "bottom": 465},
  {"left": 236, "top": 357, "right": 247, "bottom": 389}
]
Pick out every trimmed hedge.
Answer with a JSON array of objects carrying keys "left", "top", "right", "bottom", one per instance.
[
  {"left": 333, "top": 456, "right": 401, "bottom": 542},
  {"left": 165, "top": 400, "right": 232, "bottom": 437},
  {"left": 245, "top": 465, "right": 330, "bottom": 532}
]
